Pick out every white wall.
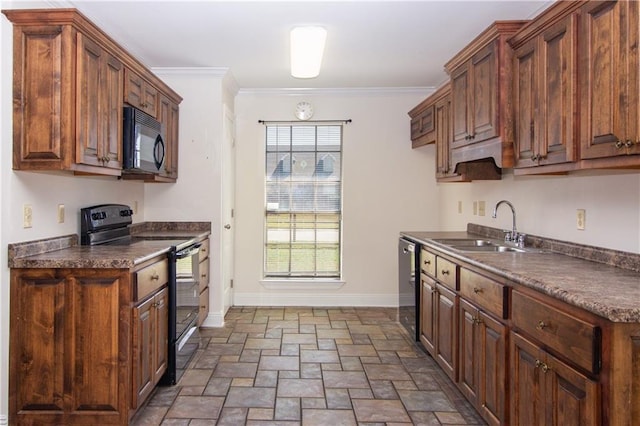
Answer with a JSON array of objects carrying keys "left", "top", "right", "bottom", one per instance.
[
  {"left": 145, "top": 68, "right": 236, "bottom": 327},
  {"left": 437, "top": 169, "right": 640, "bottom": 253},
  {"left": 233, "top": 89, "right": 437, "bottom": 306}
]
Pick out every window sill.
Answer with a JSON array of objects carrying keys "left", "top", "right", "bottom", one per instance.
[{"left": 260, "top": 279, "right": 345, "bottom": 290}]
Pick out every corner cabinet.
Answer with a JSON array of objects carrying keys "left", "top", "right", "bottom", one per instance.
[
  {"left": 444, "top": 21, "right": 527, "bottom": 170},
  {"left": 3, "top": 8, "right": 182, "bottom": 180},
  {"left": 9, "top": 255, "right": 170, "bottom": 425},
  {"left": 579, "top": 0, "right": 640, "bottom": 163}
]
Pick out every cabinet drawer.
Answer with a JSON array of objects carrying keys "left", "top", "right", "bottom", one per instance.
[
  {"left": 421, "top": 249, "right": 436, "bottom": 277},
  {"left": 199, "top": 258, "right": 210, "bottom": 293},
  {"left": 436, "top": 256, "right": 457, "bottom": 290},
  {"left": 199, "top": 238, "right": 210, "bottom": 262},
  {"left": 136, "top": 259, "right": 169, "bottom": 301},
  {"left": 460, "top": 268, "right": 507, "bottom": 319},
  {"left": 511, "top": 290, "right": 600, "bottom": 374}
]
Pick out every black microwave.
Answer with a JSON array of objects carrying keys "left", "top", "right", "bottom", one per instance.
[{"left": 123, "top": 106, "right": 165, "bottom": 173}]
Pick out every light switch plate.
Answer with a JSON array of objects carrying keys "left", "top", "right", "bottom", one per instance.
[{"left": 576, "top": 209, "right": 586, "bottom": 230}]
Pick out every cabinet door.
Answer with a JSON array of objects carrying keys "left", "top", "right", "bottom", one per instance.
[
  {"left": 435, "top": 284, "right": 457, "bottom": 381},
  {"left": 470, "top": 42, "right": 498, "bottom": 143},
  {"left": 580, "top": 0, "right": 629, "bottom": 159},
  {"left": 459, "top": 299, "right": 480, "bottom": 403},
  {"left": 76, "top": 33, "right": 122, "bottom": 170},
  {"left": 198, "top": 286, "right": 210, "bottom": 327},
  {"left": 513, "top": 38, "right": 538, "bottom": 168},
  {"left": 477, "top": 310, "right": 506, "bottom": 426},
  {"left": 154, "top": 288, "right": 169, "bottom": 383},
  {"left": 511, "top": 332, "right": 545, "bottom": 426},
  {"left": 537, "top": 14, "right": 577, "bottom": 166},
  {"left": 545, "top": 353, "right": 600, "bottom": 426},
  {"left": 76, "top": 33, "right": 103, "bottom": 168},
  {"left": 10, "top": 270, "right": 66, "bottom": 416},
  {"left": 158, "top": 95, "right": 179, "bottom": 179},
  {"left": 132, "top": 296, "right": 154, "bottom": 408},
  {"left": 125, "top": 68, "right": 158, "bottom": 117},
  {"left": 435, "top": 93, "right": 455, "bottom": 178},
  {"left": 451, "top": 63, "right": 472, "bottom": 147},
  {"left": 420, "top": 275, "right": 436, "bottom": 355}
]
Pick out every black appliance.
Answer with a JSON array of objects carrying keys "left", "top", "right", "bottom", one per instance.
[
  {"left": 80, "top": 204, "right": 200, "bottom": 385},
  {"left": 399, "top": 237, "right": 420, "bottom": 341},
  {"left": 123, "top": 106, "right": 165, "bottom": 174}
]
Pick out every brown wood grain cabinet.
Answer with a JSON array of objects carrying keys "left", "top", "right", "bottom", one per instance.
[
  {"left": 159, "top": 94, "right": 180, "bottom": 180},
  {"left": 124, "top": 67, "right": 159, "bottom": 118},
  {"left": 510, "top": 331, "right": 600, "bottom": 426},
  {"left": 197, "top": 238, "right": 211, "bottom": 326},
  {"left": 509, "top": 5, "right": 579, "bottom": 174},
  {"left": 9, "top": 254, "right": 170, "bottom": 424},
  {"left": 579, "top": 0, "right": 640, "bottom": 162},
  {"left": 3, "top": 8, "right": 182, "bottom": 179},
  {"left": 408, "top": 100, "right": 435, "bottom": 148},
  {"left": 444, "top": 21, "right": 527, "bottom": 171},
  {"left": 9, "top": 268, "right": 131, "bottom": 425}
]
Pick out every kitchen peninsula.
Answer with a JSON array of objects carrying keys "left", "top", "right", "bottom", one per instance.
[{"left": 402, "top": 223, "right": 640, "bottom": 426}]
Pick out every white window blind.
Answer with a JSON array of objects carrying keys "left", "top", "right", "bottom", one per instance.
[{"left": 265, "top": 124, "right": 342, "bottom": 278}]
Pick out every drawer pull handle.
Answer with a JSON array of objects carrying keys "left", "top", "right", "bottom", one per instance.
[
  {"left": 441, "top": 269, "right": 450, "bottom": 276},
  {"left": 424, "top": 260, "right": 431, "bottom": 265},
  {"left": 201, "top": 273, "right": 207, "bottom": 278},
  {"left": 536, "top": 320, "right": 547, "bottom": 331},
  {"left": 535, "top": 359, "right": 550, "bottom": 373},
  {"left": 150, "top": 273, "right": 160, "bottom": 281},
  {"left": 473, "top": 287, "right": 482, "bottom": 294},
  {"left": 200, "top": 305, "right": 206, "bottom": 309}
]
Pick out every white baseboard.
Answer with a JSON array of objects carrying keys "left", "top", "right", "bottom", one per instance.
[
  {"left": 201, "top": 311, "right": 225, "bottom": 328},
  {"left": 233, "top": 292, "right": 398, "bottom": 307}
]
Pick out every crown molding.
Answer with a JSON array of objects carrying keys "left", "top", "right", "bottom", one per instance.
[
  {"left": 151, "top": 67, "right": 230, "bottom": 77},
  {"left": 238, "top": 86, "right": 434, "bottom": 96}
]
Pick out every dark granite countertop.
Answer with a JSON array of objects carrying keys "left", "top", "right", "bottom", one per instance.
[
  {"left": 401, "top": 226, "right": 640, "bottom": 323},
  {"left": 8, "top": 222, "right": 211, "bottom": 269}
]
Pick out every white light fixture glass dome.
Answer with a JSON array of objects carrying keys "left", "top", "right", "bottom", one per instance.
[{"left": 290, "top": 26, "right": 327, "bottom": 79}]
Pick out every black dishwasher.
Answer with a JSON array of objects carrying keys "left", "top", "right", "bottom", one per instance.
[{"left": 398, "top": 237, "right": 420, "bottom": 341}]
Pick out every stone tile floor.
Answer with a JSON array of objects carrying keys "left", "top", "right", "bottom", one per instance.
[{"left": 132, "top": 307, "right": 486, "bottom": 425}]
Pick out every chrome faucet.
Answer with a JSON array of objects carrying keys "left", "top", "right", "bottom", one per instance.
[{"left": 492, "top": 200, "right": 525, "bottom": 247}]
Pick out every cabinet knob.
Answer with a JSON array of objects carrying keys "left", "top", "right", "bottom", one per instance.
[
  {"left": 615, "top": 140, "right": 624, "bottom": 149},
  {"left": 625, "top": 139, "right": 635, "bottom": 148},
  {"left": 201, "top": 273, "right": 207, "bottom": 279},
  {"left": 536, "top": 320, "right": 547, "bottom": 330},
  {"left": 531, "top": 154, "right": 539, "bottom": 161},
  {"left": 473, "top": 317, "right": 483, "bottom": 325},
  {"left": 441, "top": 269, "right": 450, "bottom": 276}
]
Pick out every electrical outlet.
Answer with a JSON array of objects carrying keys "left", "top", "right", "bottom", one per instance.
[
  {"left": 457, "top": 201, "right": 462, "bottom": 214},
  {"left": 473, "top": 201, "right": 478, "bottom": 215},
  {"left": 23, "top": 204, "right": 33, "bottom": 228},
  {"left": 57, "top": 204, "right": 65, "bottom": 223},
  {"left": 576, "top": 209, "right": 586, "bottom": 230},
  {"left": 478, "top": 201, "right": 486, "bottom": 216}
]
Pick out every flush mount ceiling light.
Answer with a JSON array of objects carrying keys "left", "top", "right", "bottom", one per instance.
[{"left": 290, "top": 26, "right": 327, "bottom": 79}]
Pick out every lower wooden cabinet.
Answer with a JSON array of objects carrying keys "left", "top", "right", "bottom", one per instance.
[
  {"left": 9, "top": 268, "right": 131, "bottom": 425},
  {"left": 132, "top": 286, "right": 168, "bottom": 409},
  {"left": 197, "top": 239, "right": 210, "bottom": 326},
  {"left": 459, "top": 299, "right": 507, "bottom": 426},
  {"left": 510, "top": 331, "right": 600, "bottom": 426}
]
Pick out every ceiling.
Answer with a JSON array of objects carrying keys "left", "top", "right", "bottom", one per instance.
[{"left": 7, "top": 1, "right": 552, "bottom": 90}]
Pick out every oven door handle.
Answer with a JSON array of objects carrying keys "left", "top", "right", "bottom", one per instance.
[{"left": 176, "top": 243, "right": 202, "bottom": 259}]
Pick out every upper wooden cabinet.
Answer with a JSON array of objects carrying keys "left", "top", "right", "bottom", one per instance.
[
  {"left": 125, "top": 68, "right": 159, "bottom": 118},
  {"left": 408, "top": 99, "right": 436, "bottom": 147},
  {"left": 509, "top": 3, "right": 580, "bottom": 174},
  {"left": 445, "top": 21, "right": 528, "bottom": 170},
  {"left": 580, "top": 0, "right": 640, "bottom": 162},
  {"left": 3, "top": 8, "right": 182, "bottom": 178}
]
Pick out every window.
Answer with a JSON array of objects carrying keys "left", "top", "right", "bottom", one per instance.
[{"left": 265, "top": 124, "right": 342, "bottom": 278}]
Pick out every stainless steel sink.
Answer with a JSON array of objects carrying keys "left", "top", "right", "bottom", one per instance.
[
  {"left": 432, "top": 238, "right": 544, "bottom": 253},
  {"left": 432, "top": 238, "right": 496, "bottom": 247}
]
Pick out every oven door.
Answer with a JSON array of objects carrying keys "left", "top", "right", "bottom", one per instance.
[{"left": 163, "top": 243, "right": 201, "bottom": 385}]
